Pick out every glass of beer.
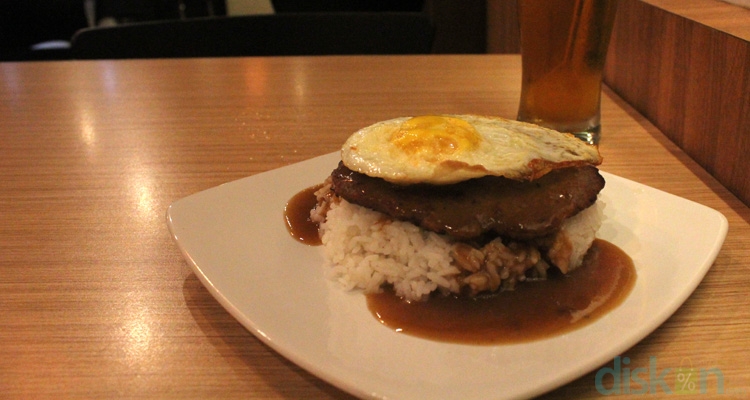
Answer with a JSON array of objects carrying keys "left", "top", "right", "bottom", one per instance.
[{"left": 516, "top": 0, "right": 618, "bottom": 145}]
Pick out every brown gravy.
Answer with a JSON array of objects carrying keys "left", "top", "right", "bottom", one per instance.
[
  {"left": 285, "top": 187, "right": 637, "bottom": 345},
  {"left": 284, "top": 184, "right": 323, "bottom": 246},
  {"left": 368, "top": 239, "right": 636, "bottom": 345}
]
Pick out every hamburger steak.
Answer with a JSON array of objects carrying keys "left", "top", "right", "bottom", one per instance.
[{"left": 329, "top": 162, "right": 605, "bottom": 241}]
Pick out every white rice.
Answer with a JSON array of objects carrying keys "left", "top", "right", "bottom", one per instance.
[
  {"left": 318, "top": 198, "right": 462, "bottom": 301},
  {"left": 314, "top": 187, "right": 604, "bottom": 302},
  {"left": 553, "top": 199, "right": 605, "bottom": 273}
]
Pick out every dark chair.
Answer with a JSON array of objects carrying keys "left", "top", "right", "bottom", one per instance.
[
  {"left": 70, "top": 12, "right": 434, "bottom": 59},
  {"left": 271, "top": 0, "right": 425, "bottom": 13}
]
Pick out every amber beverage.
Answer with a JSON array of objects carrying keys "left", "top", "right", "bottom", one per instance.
[{"left": 517, "top": 0, "right": 618, "bottom": 145}]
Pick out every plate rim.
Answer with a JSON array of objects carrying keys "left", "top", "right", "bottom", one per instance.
[{"left": 166, "top": 152, "right": 728, "bottom": 400}]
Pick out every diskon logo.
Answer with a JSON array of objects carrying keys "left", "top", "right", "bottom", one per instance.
[{"left": 595, "top": 356, "right": 724, "bottom": 395}]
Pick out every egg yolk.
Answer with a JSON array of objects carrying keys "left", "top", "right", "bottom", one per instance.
[{"left": 390, "top": 116, "right": 481, "bottom": 158}]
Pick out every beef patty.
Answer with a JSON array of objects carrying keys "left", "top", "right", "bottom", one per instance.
[{"left": 329, "top": 162, "right": 605, "bottom": 241}]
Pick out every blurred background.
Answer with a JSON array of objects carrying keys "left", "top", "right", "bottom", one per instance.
[{"left": 0, "top": 0, "right": 512, "bottom": 61}]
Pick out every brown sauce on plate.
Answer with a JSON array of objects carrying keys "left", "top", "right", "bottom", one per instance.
[
  {"left": 285, "top": 187, "right": 637, "bottom": 345},
  {"left": 367, "top": 239, "right": 635, "bottom": 345},
  {"left": 284, "top": 185, "right": 323, "bottom": 246}
]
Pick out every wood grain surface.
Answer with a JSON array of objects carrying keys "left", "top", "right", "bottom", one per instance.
[
  {"left": 1, "top": 55, "right": 749, "bottom": 399},
  {"left": 604, "top": 0, "right": 750, "bottom": 207}
]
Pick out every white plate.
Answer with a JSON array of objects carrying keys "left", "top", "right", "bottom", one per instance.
[{"left": 167, "top": 152, "right": 727, "bottom": 400}]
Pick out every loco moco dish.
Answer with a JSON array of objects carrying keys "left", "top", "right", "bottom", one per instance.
[{"left": 285, "top": 115, "right": 635, "bottom": 344}]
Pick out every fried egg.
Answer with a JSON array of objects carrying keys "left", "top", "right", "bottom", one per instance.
[{"left": 341, "top": 114, "right": 602, "bottom": 185}]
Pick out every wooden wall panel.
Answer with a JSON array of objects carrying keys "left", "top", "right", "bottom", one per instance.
[
  {"left": 486, "top": 0, "right": 520, "bottom": 53},
  {"left": 603, "top": 0, "right": 750, "bottom": 206}
]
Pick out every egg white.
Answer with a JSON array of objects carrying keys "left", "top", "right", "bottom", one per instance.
[{"left": 341, "top": 114, "right": 602, "bottom": 185}]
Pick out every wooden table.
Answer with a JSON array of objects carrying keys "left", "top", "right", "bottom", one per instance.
[{"left": 1, "top": 55, "right": 748, "bottom": 399}]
